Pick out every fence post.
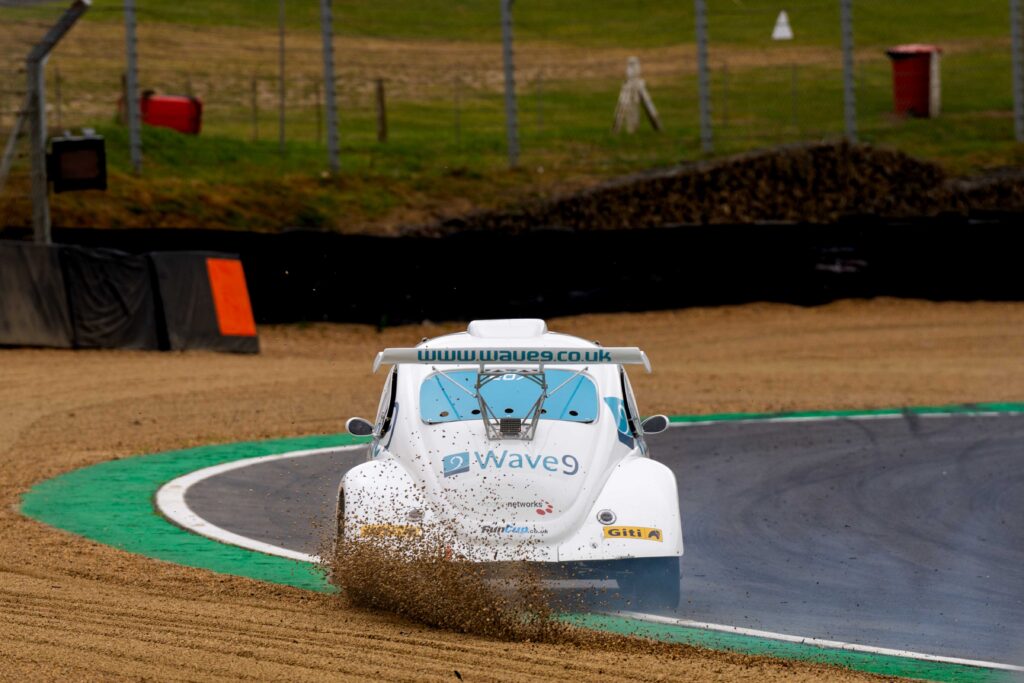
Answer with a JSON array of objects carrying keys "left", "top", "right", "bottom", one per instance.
[
  {"left": 535, "top": 70, "right": 544, "bottom": 132},
  {"left": 278, "top": 0, "right": 286, "bottom": 156},
  {"left": 454, "top": 73, "right": 462, "bottom": 149},
  {"left": 840, "top": 0, "right": 857, "bottom": 143},
  {"left": 55, "top": 66, "right": 63, "bottom": 130},
  {"left": 124, "top": 0, "right": 142, "bottom": 175},
  {"left": 721, "top": 62, "right": 729, "bottom": 131},
  {"left": 375, "top": 78, "right": 387, "bottom": 143},
  {"left": 319, "top": 0, "right": 340, "bottom": 172},
  {"left": 1012, "top": 0, "right": 1024, "bottom": 142},
  {"left": 251, "top": 75, "right": 259, "bottom": 142},
  {"left": 501, "top": 0, "right": 520, "bottom": 168},
  {"left": 26, "top": 0, "right": 91, "bottom": 243},
  {"left": 0, "top": 94, "right": 30, "bottom": 197},
  {"left": 314, "top": 78, "right": 322, "bottom": 144},
  {"left": 27, "top": 59, "right": 49, "bottom": 243},
  {"left": 694, "top": 0, "right": 713, "bottom": 154}
]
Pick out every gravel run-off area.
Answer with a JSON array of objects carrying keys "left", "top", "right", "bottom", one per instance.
[{"left": 2, "top": 299, "right": 1023, "bottom": 681}]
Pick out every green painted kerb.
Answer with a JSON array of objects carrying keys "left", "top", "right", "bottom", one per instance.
[
  {"left": 668, "top": 402, "right": 1024, "bottom": 424},
  {"left": 20, "top": 402, "right": 1024, "bottom": 681},
  {"left": 20, "top": 434, "right": 366, "bottom": 592},
  {"left": 565, "top": 614, "right": 1013, "bottom": 683}
]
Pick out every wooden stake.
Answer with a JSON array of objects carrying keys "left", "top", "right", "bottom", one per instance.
[
  {"left": 613, "top": 57, "right": 660, "bottom": 133},
  {"left": 454, "top": 73, "right": 462, "bottom": 149},
  {"left": 251, "top": 76, "right": 259, "bottom": 142},
  {"left": 55, "top": 66, "right": 62, "bottom": 131},
  {"left": 119, "top": 72, "right": 128, "bottom": 125},
  {"left": 314, "top": 78, "right": 322, "bottom": 144},
  {"left": 375, "top": 78, "right": 387, "bottom": 143},
  {"left": 721, "top": 62, "right": 729, "bottom": 131}
]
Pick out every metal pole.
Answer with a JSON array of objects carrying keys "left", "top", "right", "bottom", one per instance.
[
  {"left": 26, "top": 0, "right": 91, "bottom": 244},
  {"left": 251, "top": 75, "right": 259, "bottom": 142},
  {"left": 501, "top": 0, "right": 519, "bottom": 168},
  {"left": 791, "top": 63, "right": 798, "bottom": 134},
  {"left": 27, "top": 60, "right": 49, "bottom": 243},
  {"left": 0, "top": 94, "right": 30, "bottom": 197},
  {"left": 278, "top": 0, "right": 286, "bottom": 157},
  {"left": 721, "top": 62, "right": 729, "bottom": 131},
  {"left": 124, "top": 0, "right": 142, "bottom": 175},
  {"left": 55, "top": 66, "right": 62, "bottom": 131},
  {"left": 314, "top": 78, "right": 322, "bottom": 144},
  {"left": 319, "top": 0, "right": 340, "bottom": 172},
  {"left": 535, "top": 70, "right": 544, "bottom": 132},
  {"left": 694, "top": 0, "right": 713, "bottom": 153},
  {"left": 454, "top": 73, "right": 462, "bottom": 149},
  {"left": 840, "top": 0, "right": 857, "bottom": 143},
  {"left": 375, "top": 78, "right": 387, "bottom": 143},
  {"left": 1012, "top": 0, "right": 1024, "bottom": 142}
]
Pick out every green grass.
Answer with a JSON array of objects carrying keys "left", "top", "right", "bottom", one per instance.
[
  {"left": 109, "top": 46, "right": 1017, "bottom": 179},
  {"left": 90, "top": 0, "right": 1019, "bottom": 170},
  {"left": 66, "top": 0, "right": 1012, "bottom": 49},
  {"left": 4, "top": 0, "right": 1021, "bottom": 230},
  {"left": 67, "top": 42, "right": 1019, "bottom": 230}
]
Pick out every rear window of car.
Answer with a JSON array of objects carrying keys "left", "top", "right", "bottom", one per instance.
[{"left": 420, "top": 369, "right": 598, "bottom": 424}]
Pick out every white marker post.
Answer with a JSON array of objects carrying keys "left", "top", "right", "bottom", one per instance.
[
  {"left": 772, "top": 10, "right": 798, "bottom": 135},
  {"left": 613, "top": 57, "right": 662, "bottom": 134},
  {"left": 772, "top": 10, "right": 793, "bottom": 41}
]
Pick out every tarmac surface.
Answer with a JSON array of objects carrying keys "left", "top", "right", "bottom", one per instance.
[{"left": 186, "top": 413, "right": 1024, "bottom": 666}]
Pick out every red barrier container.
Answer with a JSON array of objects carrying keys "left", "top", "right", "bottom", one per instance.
[
  {"left": 140, "top": 94, "right": 203, "bottom": 134},
  {"left": 885, "top": 44, "right": 941, "bottom": 118}
]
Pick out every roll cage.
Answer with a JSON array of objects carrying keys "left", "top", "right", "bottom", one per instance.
[{"left": 373, "top": 345, "right": 651, "bottom": 442}]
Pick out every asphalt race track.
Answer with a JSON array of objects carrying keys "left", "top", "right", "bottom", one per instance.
[{"left": 185, "top": 414, "right": 1024, "bottom": 666}]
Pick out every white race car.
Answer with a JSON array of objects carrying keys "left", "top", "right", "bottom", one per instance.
[{"left": 339, "top": 318, "right": 683, "bottom": 609}]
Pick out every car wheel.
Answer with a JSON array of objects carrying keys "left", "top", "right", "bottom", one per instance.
[
  {"left": 617, "top": 556, "right": 680, "bottom": 612},
  {"left": 334, "top": 489, "right": 345, "bottom": 547}
]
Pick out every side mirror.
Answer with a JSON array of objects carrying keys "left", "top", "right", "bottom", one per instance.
[
  {"left": 346, "top": 417, "right": 375, "bottom": 437},
  {"left": 641, "top": 414, "right": 670, "bottom": 435}
]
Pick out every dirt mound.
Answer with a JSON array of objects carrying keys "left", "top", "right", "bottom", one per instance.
[
  {"left": 327, "top": 536, "right": 571, "bottom": 641},
  {"left": 422, "top": 143, "right": 1024, "bottom": 235},
  {"left": 326, "top": 538, "right": 747, "bottom": 664}
]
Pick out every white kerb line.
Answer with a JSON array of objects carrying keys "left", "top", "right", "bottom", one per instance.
[
  {"left": 155, "top": 445, "right": 366, "bottom": 564},
  {"left": 612, "top": 611, "right": 1024, "bottom": 673}
]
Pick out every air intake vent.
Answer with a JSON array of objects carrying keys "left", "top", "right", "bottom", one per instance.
[{"left": 499, "top": 418, "right": 523, "bottom": 437}]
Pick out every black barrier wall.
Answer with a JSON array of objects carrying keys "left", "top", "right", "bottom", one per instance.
[
  {"left": 150, "top": 252, "right": 259, "bottom": 354},
  {"left": 61, "top": 246, "right": 161, "bottom": 350},
  {"left": 0, "top": 241, "right": 258, "bottom": 353},
  {"left": 2, "top": 214, "right": 1022, "bottom": 326},
  {"left": 0, "top": 242, "right": 73, "bottom": 348}
]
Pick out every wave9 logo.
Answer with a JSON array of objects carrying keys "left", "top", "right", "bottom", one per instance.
[
  {"left": 441, "top": 450, "right": 579, "bottom": 478},
  {"left": 442, "top": 452, "right": 471, "bottom": 477}
]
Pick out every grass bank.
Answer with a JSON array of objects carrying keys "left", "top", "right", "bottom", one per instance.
[{"left": 1, "top": 0, "right": 1021, "bottom": 231}]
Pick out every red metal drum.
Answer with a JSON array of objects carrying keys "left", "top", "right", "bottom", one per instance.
[
  {"left": 885, "top": 44, "right": 942, "bottom": 118},
  {"left": 140, "top": 94, "right": 203, "bottom": 134}
]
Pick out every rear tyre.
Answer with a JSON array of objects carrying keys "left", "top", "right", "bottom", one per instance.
[
  {"left": 617, "top": 556, "right": 680, "bottom": 611},
  {"left": 334, "top": 489, "right": 345, "bottom": 548}
]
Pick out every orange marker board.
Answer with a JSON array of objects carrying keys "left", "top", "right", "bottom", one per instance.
[{"left": 205, "top": 258, "right": 257, "bottom": 337}]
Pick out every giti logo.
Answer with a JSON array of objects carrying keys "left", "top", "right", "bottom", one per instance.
[{"left": 602, "top": 526, "right": 663, "bottom": 542}]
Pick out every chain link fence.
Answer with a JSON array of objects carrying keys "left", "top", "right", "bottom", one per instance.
[{"left": 1, "top": 0, "right": 1022, "bottom": 211}]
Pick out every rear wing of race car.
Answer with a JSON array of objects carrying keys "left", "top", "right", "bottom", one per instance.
[{"left": 373, "top": 346, "right": 652, "bottom": 373}]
